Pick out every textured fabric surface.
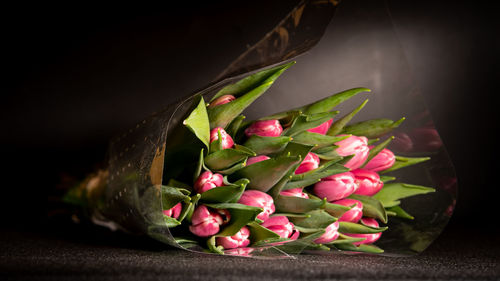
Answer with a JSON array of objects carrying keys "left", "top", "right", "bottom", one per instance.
[{"left": 1, "top": 224, "right": 498, "bottom": 281}]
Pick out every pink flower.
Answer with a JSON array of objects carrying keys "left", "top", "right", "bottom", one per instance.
[
  {"left": 162, "top": 202, "right": 182, "bottom": 219},
  {"left": 307, "top": 119, "right": 333, "bottom": 135},
  {"left": 314, "top": 221, "right": 340, "bottom": 244},
  {"left": 352, "top": 169, "right": 384, "bottom": 196},
  {"left": 333, "top": 198, "right": 363, "bottom": 223},
  {"left": 216, "top": 226, "right": 251, "bottom": 249},
  {"left": 392, "top": 132, "right": 413, "bottom": 152},
  {"left": 246, "top": 155, "right": 270, "bottom": 166},
  {"left": 244, "top": 120, "right": 283, "bottom": 137},
  {"left": 237, "top": 190, "right": 275, "bottom": 221},
  {"left": 208, "top": 95, "right": 236, "bottom": 108},
  {"left": 295, "top": 152, "right": 320, "bottom": 174},
  {"left": 280, "top": 188, "right": 309, "bottom": 199},
  {"left": 189, "top": 205, "right": 225, "bottom": 237},
  {"left": 210, "top": 127, "right": 234, "bottom": 149},
  {"left": 194, "top": 171, "right": 224, "bottom": 194},
  {"left": 346, "top": 217, "right": 382, "bottom": 245},
  {"left": 261, "top": 216, "right": 299, "bottom": 240},
  {"left": 335, "top": 135, "right": 369, "bottom": 170},
  {"left": 313, "top": 172, "right": 358, "bottom": 202},
  {"left": 364, "top": 147, "right": 395, "bottom": 172}
]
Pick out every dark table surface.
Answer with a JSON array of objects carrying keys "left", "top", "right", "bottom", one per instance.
[{"left": 1, "top": 222, "right": 498, "bottom": 281}]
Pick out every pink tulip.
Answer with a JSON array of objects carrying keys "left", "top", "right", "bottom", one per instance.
[
  {"left": 246, "top": 155, "right": 270, "bottom": 166},
  {"left": 194, "top": 171, "right": 224, "bottom": 194},
  {"left": 346, "top": 217, "right": 382, "bottom": 245},
  {"left": 244, "top": 120, "right": 283, "bottom": 137},
  {"left": 333, "top": 198, "right": 363, "bottom": 223},
  {"left": 314, "top": 221, "right": 340, "bottom": 244},
  {"left": 208, "top": 95, "right": 236, "bottom": 108},
  {"left": 295, "top": 152, "right": 320, "bottom": 174},
  {"left": 280, "top": 188, "right": 309, "bottom": 199},
  {"left": 335, "top": 135, "right": 369, "bottom": 170},
  {"left": 307, "top": 119, "right": 333, "bottom": 135},
  {"left": 238, "top": 190, "right": 275, "bottom": 221},
  {"left": 210, "top": 127, "right": 234, "bottom": 149},
  {"left": 261, "top": 216, "right": 299, "bottom": 240},
  {"left": 364, "top": 147, "right": 395, "bottom": 172},
  {"left": 352, "top": 169, "right": 384, "bottom": 196},
  {"left": 313, "top": 172, "right": 358, "bottom": 202},
  {"left": 216, "top": 226, "right": 251, "bottom": 249},
  {"left": 162, "top": 202, "right": 182, "bottom": 219},
  {"left": 224, "top": 247, "right": 254, "bottom": 257},
  {"left": 189, "top": 205, "right": 224, "bottom": 237}
]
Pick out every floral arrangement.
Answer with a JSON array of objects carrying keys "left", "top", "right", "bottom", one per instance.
[{"left": 64, "top": 61, "right": 435, "bottom": 257}]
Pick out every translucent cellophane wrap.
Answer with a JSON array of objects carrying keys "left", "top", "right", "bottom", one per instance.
[{"left": 69, "top": 0, "right": 456, "bottom": 258}]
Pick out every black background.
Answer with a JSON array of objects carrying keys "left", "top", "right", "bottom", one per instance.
[{"left": 0, "top": 0, "right": 497, "bottom": 233}]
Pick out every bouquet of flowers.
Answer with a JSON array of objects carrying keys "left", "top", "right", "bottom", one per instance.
[{"left": 64, "top": 61, "right": 437, "bottom": 257}]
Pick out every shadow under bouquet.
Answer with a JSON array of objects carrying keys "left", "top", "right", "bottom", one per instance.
[{"left": 63, "top": 61, "right": 437, "bottom": 257}]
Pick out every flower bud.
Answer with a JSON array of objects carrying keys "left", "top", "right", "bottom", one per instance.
[
  {"left": 307, "top": 119, "right": 333, "bottom": 135},
  {"left": 352, "top": 169, "right": 384, "bottom": 196},
  {"left": 313, "top": 172, "right": 358, "bottom": 202},
  {"left": 295, "top": 152, "right": 320, "bottom": 174},
  {"left": 335, "top": 135, "right": 369, "bottom": 170},
  {"left": 261, "top": 216, "right": 299, "bottom": 240},
  {"left": 392, "top": 132, "right": 413, "bottom": 152},
  {"left": 238, "top": 190, "right": 275, "bottom": 221},
  {"left": 280, "top": 188, "right": 309, "bottom": 199},
  {"left": 333, "top": 198, "right": 363, "bottom": 222},
  {"left": 162, "top": 202, "right": 182, "bottom": 219},
  {"left": 244, "top": 120, "right": 283, "bottom": 137},
  {"left": 314, "top": 221, "right": 340, "bottom": 244},
  {"left": 364, "top": 147, "right": 395, "bottom": 172},
  {"left": 194, "top": 171, "right": 224, "bottom": 194},
  {"left": 210, "top": 127, "right": 234, "bottom": 149},
  {"left": 189, "top": 205, "right": 224, "bottom": 237},
  {"left": 246, "top": 155, "right": 270, "bottom": 166},
  {"left": 216, "top": 226, "right": 251, "bottom": 249},
  {"left": 208, "top": 95, "right": 236, "bottom": 108},
  {"left": 346, "top": 217, "right": 382, "bottom": 245}
]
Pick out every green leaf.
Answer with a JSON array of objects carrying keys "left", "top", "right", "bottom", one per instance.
[
  {"left": 381, "top": 156, "right": 430, "bottom": 173},
  {"left": 199, "top": 179, "right": 249, "bottom": 203},
  {"left": 259, "top": 110, "right": 302, "bottom": 128},
  {"left": 243, "top": 135, "right": 292, "bottom": 155},
  {"left": 327, "top": 99, "right": 369, "bottom": 136},
  {"left": 324, "top": 202, "right": 352, "bottom": 218},
  {"left": 226, "top": 115, "right": 245, "bottom": 137},
  {"left": 230, "top": 156, "right": 301, "bottom": 192},
  {"left": 372, "top": 183, "right": 435, "bottom": 208},
  {"left": 274, "top": 195, "right": 326, "bottom": 214},
  {"left": 386, "top": 205, "right": 414, "bottom": 220},
  {"left": 183, "top": 96, "right": 210, "bottom": 148},
  {"left": 276, "top": 141, "right": 315, "bottom": 160},
  {"left": 284, "top": 112, "right": 337, "bottom": 137},
  {"left": 207, "top": 236, "right": 225, "bottom": 254},
  {"left": 361, "top": 136, "right": 394, "bottom": 168},
  {"left": 204, "top": 147, "right": 255, "bottom": 171},
  {"left": 205, "top": 203, "right": 263, "bottom": 237},
  {"left": 292, "top": 131, "right": 348, "bottom": 149},
  {"left": 299, "top": 88, "right": 371, "bottom": 115},
  {"left": 313, "top": 146, "right": 344, "bottom": 161},
  {"left": 290, "top": 210, "right": 337, "bottom": 229},
  {"left": 326, "top": 233, "right": 366, "bottom": 245},
  {"left": 180, "top": 193, "right": 200, "bottom": 223},
  {"left": 380, "top": 175, "right": 396, "bottom": 183},
  {"left": 338, "top": 222, "right": 387, "bottom": 234},
  {"left": 193, "top": 149, "right": 206, "bottom": 182},
  {"left": 348, "top": 194, "right": 388, "bottom": 223},
  {"left": 208, "top": 62, "right": 294, "bottom": 129},
  {"left": 342, "top": 118, "right": 405, "bottom": 138},
  {"left": 163, "top": 215, "right": 182, "bottom": 228},
  {"left": 247, "top": 221, "right": 281, "bottom": 244},
  {"left": 211, "top": 61, "right": 295, "bottom": 101},
  {"left": 161, "top": 186, "right": 190, "bottom": 210},
  {"left": 217, "top": 161, "right": 247, "bottom": 175},
  {"left": 335, "top": 243, "right": 384, "bottom": 253},
  {"left": 285, "top": 163, "right": 348, "bottom": 190}
]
